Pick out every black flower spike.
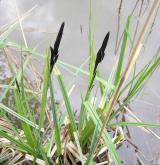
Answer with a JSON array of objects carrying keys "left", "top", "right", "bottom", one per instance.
[
  {"left": 93, "top": 32, "right": 110, "bottom": 75},
  {"left": 50, "top": 22, "right": 65, "bottom": 73}
]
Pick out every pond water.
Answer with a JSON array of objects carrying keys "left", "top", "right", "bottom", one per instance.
[{"left": 0, "top": 0, "right": 160, "bottom": 164}]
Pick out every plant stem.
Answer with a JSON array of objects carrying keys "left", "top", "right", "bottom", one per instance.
[{"left": 95, "top": 0, "right": 160, "bottom": 154}]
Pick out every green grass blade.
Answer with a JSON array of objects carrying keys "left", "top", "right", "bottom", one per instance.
[
  {"left": 54, "top": 66, "right": 77, "bottom": 136},
  {"left": 96, "top": 70, "right": 104, "bottom": 96},
  {"left": 110, "top": 122, "right": 160, "bottom": 128},
  {"left": 0, "top": 55, "right": 32, "bottom": 102},
  {"left": 79, "top": 62, "right": 117, "bottom": 147},
  {"left": 73, "top": 131, "right": 84, "bottom": 164},
  {"left": 39, "top": 54, "right": 49, "bottom": 130},
  {"left": 114, "top": 16, "right": 131, "bottom": 86},
  {"left": 47, "top": 130, "right": 55, "bottom": 157},
  {"left": 37, "top": 53, "right": 54, "bottom": 163},
  {"left": 127, "top": 56, "right": 160, "bottom": 98},
  {"left": 119, "top": 55, "right": 155, "bottom": 97},
  {"left": 0, "top": 130, "right": 37, "bottom": 156},
  {"left": 0, "top": 103, "right": 39, "bottom": 130},
  {"left": 84, "top": 101, "right": 121, "bottom": 165},
  {"left": 49, "top": 74, "right": 62, "bottom": 158},
  {"left": 13, "top": 88, "right": 36, "bottom": 148},
  {"left": 58, "top": 61, "right": 115, "bottom": 90},
  {"left": 99, "top": 61, "right": 118, "bottom": 113},
  {"left": 79, "top": 119, "right": 93, "bottom": 147},
  {"left": 78, "top": 86, "right": 90, "bottom": 134},
  {"left": 85, "top": 125, "right": 98, "bottom": 165}
]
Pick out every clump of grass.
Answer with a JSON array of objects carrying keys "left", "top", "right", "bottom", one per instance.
[{"left": 0, "top": 1, "right": 160, "bottom": 165}]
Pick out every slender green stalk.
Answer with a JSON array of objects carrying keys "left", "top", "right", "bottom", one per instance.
[
  {"left": 0, "top": 130, "right": 37, "bottom": 156},
  {"left": 110, "top": 122, "right": 160, "bottom": 128},
  {"left": 14, "top": 88, "right": 36, "bottom": 148},
  {"left": 54, "top": 66, "right": 77, "bottom": 137},
  {"left": 84, "top": 101, "right": 121, "bottom": 165},
  {"left": 39, "top": 54, "right": 49, "bottom": 130},
  {"left": 49, "top": 73, "right": 62, "bottom": 158},
  {"left": 114, "top": 16, "right": 131, "bottom": 86}
]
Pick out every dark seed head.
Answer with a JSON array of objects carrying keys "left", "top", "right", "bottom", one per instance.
[
  {"left": 93, "top": 32, "right": 110, "bottom": 75},
  {"left": 50, "top": 22, "right": 65, "bottom": 73},
  {"left": 53, "top": 22, "right": 65, "bottom": 56},
  {"left": 50, "top": 46, "right": 58, "bottom": 72},
  {"left": 101, "top": 32, "right": 110, "bottom": 54}
]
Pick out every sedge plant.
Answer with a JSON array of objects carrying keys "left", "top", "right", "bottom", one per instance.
[{"left": 0, "top": 1, "right": 160, "bottom": 164}]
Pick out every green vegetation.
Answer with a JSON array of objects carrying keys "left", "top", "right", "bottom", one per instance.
[{"left": 0, "top": 1, "right": 160, "bottom": 164}]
